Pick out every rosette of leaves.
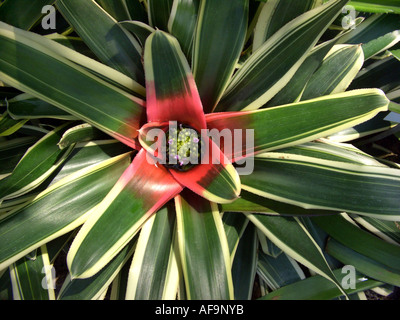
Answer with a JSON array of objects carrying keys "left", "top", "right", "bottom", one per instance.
[{"left": 0, "top": 0, "right": 399, "bottom": 300}]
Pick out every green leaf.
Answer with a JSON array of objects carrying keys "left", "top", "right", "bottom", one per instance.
[
  {"left": 67, "top": 149, "right": 182, "bottom": 279},
  {"left": 58, "top": 239, "right": 136, "bottom": 300},
  {"left": 0, "top": 21, "right": 146, "bottom": 149},
  {"left": 147, "top": 0, "right": 174, "bottom": 30},
  {"left": 215, "top": 0, "right": 349, "bottom": 111},
  {"left": 206, "top": 89, "right": 389, "bottom": 160},
  {"left": 0, "top": 0, "right": 55, "bottom": 30},
  {"left": 278, "top": 140, "right": 385, "bottom": 166},
  {"left": 231, "top": 223, "right": 258, "bottom": 300},
  {"left": 192, "top": 0, "right": 248, "bottom": 113},
  {"left": 222, "top": 212, "right": 249, "bottom": 259},
  {"left": 363, "top": 30, "right": 400, "bottom": 60},
  {"left": 0, "top": 123, "right": 75, "bottom": 202},
  {"left": 175, "top": 191, "right": 234, "bottom": 300},
  {"left": 338, "top": 13, "right": 400, "bottom": 59},
  {"left": 259, "top": 268, "right": 382, "bottom": 300},
  {"left": 257, "top": 250, "right": 305, "bottom": 291},
  {"left": 253, "top": 0, "right": 322, "bottom": 51},
  {"left": 7, "top": 93, "right": 76, "bottom": 120},
  {"left": 220, "top": 190, "right": 338, "bottom": 216},
  {"left": 57, "top": 0, "right": 144, "bottom": 84},
  {"left": 350, "top": 56, "right": 400, "bottom": 92},
  {"left": 348, "top": 0, "right": 400, "bottom": 14},
  {"left": 57, "top": 123, "right": 108, "bottom": 149},
  {"left": 95, "top": 0, "right": 132, "bottom": 21},
  {"left": 312, "top": 214, "right": 400, "bottom": 269},
  {"left": 326, "top": 111, "right": 394, "bottom": 142},
  {"left": 0, "top": 152, "right": 131, "bottom": 271},
  {"left": 125, "top": 205, "right": 179, "bottom": 300},
  {"left": 326, "top": 238, "right": 400, "bottom": 287},
  {"left": 351, "top": 215, "right": 400, "bottom": 245},
  {"left": 301, "top": 44, "right": 364, "bottom": 100},
  {"left": 0, "top": 137, "right": 38, "bottom": 175},
  {"left": 48, "top": 139, "right": 131, "bottom": 186},
  {"left": 120, "top": 21, "right": 155, "bottom": 47},
  {"left": 265, "top": 37, "right": 338, "bottom": 108},
  {"left": 9, "top": 245, "right": 55, "bottom": 300},
  {"left": 246, "top": 214, "right": 347, "bottom": 297},
  {"left": 168, "top": 0, "right": 199, "bottom": 60},
  {"left": 0, "top": 111, "right": 27, "bottom": 136},
  {"left": 241, "top": 152, "right": 400, "bottom": 219}
]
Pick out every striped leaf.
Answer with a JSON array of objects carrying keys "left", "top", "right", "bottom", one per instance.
[
  {"left": 0, "top": 152, "right": 131, "bottom": 271},
  {"left": 348, "top": 0, "right": 400, "bottom": 14},
  {"left": 0, "top": 136, "right": 38, "bottom": 176},
  {"left": 175, "top": 191, "right": 234, "bottom": 300},
  {"left": 168, "top": 0, "right": 199, "bottom": 60},
  {"left": 0, "top": 111, "right": 27, "bottom": 136},
  {"left": 300, "top": 44, "right": 364, "bottom": 100},
  {"left": 0, "top": 21, "right": 146, "bottom": 149},
  {"left": 147, "top": 0, "right": 174, "bottom": 31},
  {"left": 363, "top": 29, "right": 400, "bottom": 60},
  {"left": 246, "top": 214, "right": 347, "bottom": 297},
  {"left": 7, "top": 94, "right": 76, "bottom": 120},
  {"left": 222, "top": 212, "right": 249, "bottom": 259},
  {"left": 120, "top": 21, "right": 155, "bottom": 47},
  {"left": 95, "top": 0, "right": 132, "bottom": 21},
  {"left": 241, "top": 153, "right": 400, "bottom": 219},
  {"left": 231, "top": 223, "right": 258, "bottom": 300},
  {"left": 253, "top": 0, "right": 322, "bottom": 51},
  {"left": 265, "top": 37, "right": 338, "bottom": 108},
  {"left": 67, "top": 149, "right": 183, "bottom": 279},
  {"left": 58, "top": 240, "right": 136, "bottom": 300},
  {"left": 257, "top": 251, "right": 305, "bottom": 291},
  {"left": 192, "top": 0, "right": 248, "bottom": 113},
  {"left": 312, "top": 214, "right": 400, "bottom": 269},
  {"left": 57, "top": 0, "right": 144, "bottom": 84},
  {"left": 351, "top": 215, "right": 400, "bottom": 245},
  {"left": 125, "top": 205, "right": 179, "bottom": 300},
  {"left": 215, "top": 0, "right": 349, "bottom": 112},
  {"left": 57, "top": 123, "right": 108, "bottom": 149},
  {"left": 326, "top": 238, "right": 400, "bottom": 286},
  {"left": 96, "top": 0, "right": 148, "bottom": 23},
  {"left": 9, "top": 245, "right": 55, "bottom": 300},
  {"left": 259, "top": 268, "right": 382, "bottom": 300},
  {"left": 0, "top": 0, "right": 55, "bottom": 30},
  {"left": 220, "top": 189, "right": 338, "bottom": 217},
  {"left": 144, "top": 30, "right": 206, "bottom": 131},
  {"left": 0, "top": 123, "right": 75, "bottom": 202},
  {"left": 277, "top": 140, "right": 386, "bottom": 166},
  {"left": 206, "top": 89, "right": 389, "bottom": 161}
]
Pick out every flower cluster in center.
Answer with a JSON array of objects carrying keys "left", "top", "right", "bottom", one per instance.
[{"left": 165, "top": 123, "right": 204, "bottom": 172}]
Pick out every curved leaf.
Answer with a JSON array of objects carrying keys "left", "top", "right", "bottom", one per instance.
[
  {"left": 0, "top": 153, "right": 131, "bottom": 271},
  {"left": 175, "top": 191, "right": 234, "bottom": 300},
  {"left": 241, "top": 153, "right": 400, "bottom": 219},
  {"left": 301, "top": 44, "right": 364, "bottom": 100},
  {"left": 215, "top": 0, "right": 349, "bottom": 112},
  {"left": 0, "top": 21, "right": 145, "bottom": 149},
  {"left": 0, "top": 123, "right": 75, "bottom": 202},
  {"left": 192, "top": 0, "right": 248, "bottom": 113},
  {"left": 57, "top": 0, "right": 144, "bottom": 84},
  {"left": 125, "top": 205, "right": 179, "bottom": 300},
  {"left": 206, "top": 89, "right": 389, "bottom": 161},
  {"left": 168, "top": 0, "right": 199, "bottom": 60},
  {"left": 0, "top": 0, "right": 55, "bottom": 30},
  {"left": 67, "top": 149, "right": 182, "bottom": 279},
  {"left": 246, "top": 214, "right": 346, "bottom": 297},
  {"left": 253, "top": 0, "right": 321, "bottom": 51}
]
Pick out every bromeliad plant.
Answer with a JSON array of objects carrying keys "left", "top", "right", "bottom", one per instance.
[{"left": 0, "top": 0, "right": 400, "bottom": 300}]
